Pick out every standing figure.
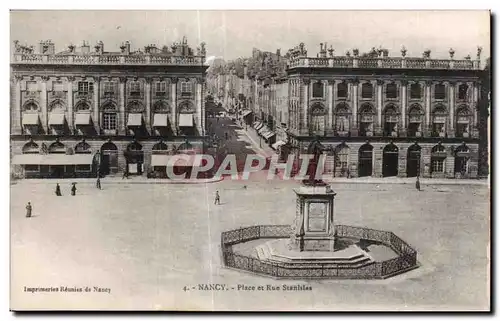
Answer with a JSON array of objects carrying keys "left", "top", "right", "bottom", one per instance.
[
  {"left": 25, "top": 202, "right": 32, "bottom": 218},
  {"left": 96, "top": 177, "right": 101, "bottom": 190},
  {"left": 55, "top": 183, "right": 62, "bottom": 196},
  {"left": 416, "top": 176, "right": 421, "bottom": 191},
  {"left": 214, "top": 191, "right": 221, "bottom": 205},
  {"left": 71, "top": 183, "right": 77, "bottom": 196},
  {"left": 122, "top": 170, "right": 128, "bottom": 179}
]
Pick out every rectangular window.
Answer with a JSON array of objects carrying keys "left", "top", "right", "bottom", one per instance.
[
  {"left": 181, "top": 82, "right": 193, "bottom": 95},
  {"left": 130, "top": 82, "right": 141, "bottom": 96},
  {"left": 78, "top": 82, "right": 93, "bottom": 94},
  {"left": 103, "top": 113, "right": 117, "bottom": 130},
  {"left": 386, "top": 84, "right": 398, "bottom": 99},
  {"left": 337, "top": 83, "right": 348, "bottom": 98},
  {"left": 24, "top": 164, "right": 39, "bottom": 172},
  {"left": 76, "top": 165, "right": 91, "bottom": 172},
  {"left": 434, "top": 84, "right": 446, "bottom": 100},
  {"left": 104, "top": 81, "right": 115, "bottom": 93},
  {"left": 410, "top": 84, "right": 421, "bottom": 99},
  {"left": 156, "top": 82, "right": 167, "bottom": 96},
  {"left": 26, "top": 81, "right": 37, "bottom": 92},
  {"left": 458, "top": 85, "right": 468, "bottom": 100},
  {"left": 431, "top": 159, "right": 445, "bottom": 173},
  {"left": 312, "top": 82, "right": 324, "bottom": 98},
  {"left": 53, "top": 81, "right": 64, "bottom": 92}
]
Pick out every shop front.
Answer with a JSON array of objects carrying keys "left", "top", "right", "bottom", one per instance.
[{"left": 12, "top": 153, "right": 97, "bottom": 179}]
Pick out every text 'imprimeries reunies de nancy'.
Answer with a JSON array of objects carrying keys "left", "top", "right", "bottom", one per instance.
[
  {"left": 191, "top": 284, "right": 313, "bottom": 291},
  {"left": 24, "top": 286, "right": 111, "bottom": 294}
]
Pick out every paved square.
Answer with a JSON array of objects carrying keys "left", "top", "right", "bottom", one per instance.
[{"left": 10, "top": 178, "right": 489, "bottom": 310}]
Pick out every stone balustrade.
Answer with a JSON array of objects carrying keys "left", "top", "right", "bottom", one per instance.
[
  {"left": 287, "top": 55, "right": 478, "bottom": 70},
  {"left": 12, "top": 53, "right": 206, "bottom": 66}
]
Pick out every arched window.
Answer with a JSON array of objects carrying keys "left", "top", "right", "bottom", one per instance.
[
  {"left": 456, "top": 106, "right": 472, "bottom": 138},
  {"left": 153, "top": 100, "right": 169, "bottom": 113},
  {"left": 334, "top": 103, "right": 350, "bottom": 135},
  {"left": 177, "top": 141, "right": 194, "bottom": 153},
  {"left": 434, "top": 83, "right": 446, "bottom": 100},
  {"left": 178, "top": 101, "right": 194, "bottom": 113},
  {"left": 361, "top": 83, "right": 373, "bottom": 99},
  {"left": 358, "top": 104, "right": 374, "bottom": 136},
  {"left": 22, "top": 140, "right": 39, "bottom": 154},
  {"left": 102, "top": 102, "right": 117, "bottom": 131},
  {"left": 181, "top": 81, "right": 193, "bottom": 96},
  {"left": 23, "top": 101, "right": 39, "bottom": 112},
  {"left": 74, "top": 141, "right": 91, "bottom": 154},
  {"left": 334, "top": 143, "right": 350, "bottom": 177},
  {"left": 127, "top": 101, "right": 143, "bottom": 112},
  {"left": 337, "top": 82, "right": 348, "bottom": 98},
  {"left": 49, "top": 100, "right": 65, "bottom": 112},
  {"left": 152, "top": 141, "right": 169, "bottom": 154},
  {"left": 75, "top": 101, "right": 90, "bottom": 112},
  {"left": 383, "top": 104, "right": 399, "bottom": 136},
  {"left": 386, "top": 83, "right": 398, "bottom": 99},
  {"left": 432, "top": 105, "right": 448, "bottom": 137},
  {"left": 410, "top": 83, "right": 422, "bottom": 99},
  {"left": 309, "top": 103, "right": 325, "bottom": 135},
  {"left": 312, "top": 81, "right": 324, "bottom": 98},
  {"left": 408, "top": 104, "right": 424, "bottom": 137},
  {"left": 48, "top": 141, "right": 66, "bottom": 154},
  {"left": 458, "top": 84, "right": 468, "bottom": 100}
]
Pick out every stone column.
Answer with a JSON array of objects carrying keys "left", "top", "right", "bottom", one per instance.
[
  {"left": 67, "top": 76, "right": 74, "bottom": 134},
  {"left": 448, "top": 82, "right": 455, "bottom": 137},
  {"left": 400, "top": 80, "right": 407, "bottom": 137},
  {"left": 13, "top": 75, "right": 23, "bottom": 135},
  {"left": 302, "top": 78, "right": 310, "bottom": 135},
  {"left": 196, "top": 78, "right": 203, "bottom": 135},
  {"left": 376, "top": 79, "right": 384, "bottom": 135},
  {"left": 40, "top": 76, "right": 49, "bottom": 134},
  {"left": 145, "top": 78, "right": 152, "bottom": 134},
  {"left": 351, "top": 79, "right": 359, "bottom": 136},
  {"left": 473, "top": 83, "right": 479, "bottom": 129},
  {"left": 119, "top": 77, "right": 126, "bottom": 135},
  {"left": 425, "top": 81, "right": 432, "bottom": 136},
  {"left": 171, "top": 77, "right": 178, "bottom": 132},
  {"left": 93, "top": 76, "right": 100, "bottom": 134},
  {"left": 327, "top": 79, "right": 334, "bottom": 134}
]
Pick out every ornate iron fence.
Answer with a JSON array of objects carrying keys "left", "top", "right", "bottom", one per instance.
[{"left": 221, "top": 225, "right": 418, "bottom": 279}]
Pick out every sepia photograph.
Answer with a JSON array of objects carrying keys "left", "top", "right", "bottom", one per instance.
[{"left": 9, "top": 9, "right": 491, "bottom": 311}]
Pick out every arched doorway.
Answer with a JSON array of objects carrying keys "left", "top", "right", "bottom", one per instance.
[
  {"left": 383, "top": 104, "right": 399, "bottom": 137},
  {"left": 454, "top": 143, "right": 470, "bottom": 178},
  {"left": 334, "top": 143, "right": 350, "bottom": 177},
  {"left": 358, "top": 143, "right": 373, "bottom": 177},
  {"left": 406, "top": 143, "right": 422, "bottom": 177},
  {"left": 125, "top": 141, "right": 144, "bottom": 175},
  {"left": 430, "top": 144, "right": 447, "bottom": 177},
  {"left": 382, "top": 143, "right": 399, "bottom": 177},
  {"left": 358, "top": 104, "right": 375, "bottom": 137},
  {"left": 100, "top": 141, "right": 118, "bottom": 176},
  {"left": 309, "top": 103, "right": 326, "bottom": 136}
]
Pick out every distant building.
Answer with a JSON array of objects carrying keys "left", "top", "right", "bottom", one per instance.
[{"left": 10, "top": 37, "right": 208, "bottom": 179}]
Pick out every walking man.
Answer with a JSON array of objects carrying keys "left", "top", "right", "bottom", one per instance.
[
  {"left": 55, "top": 183, "right": 62, "bottom": 196},
  {"left": 416, "top": 176, "right": 421, "bottom": 191},
  {"left": 96, "top": 177, "right": 101, "bottom": 190},
  {"left": 25, "top": 202, "right": 32, "bottom": 218},
  {"left": 71, "top": 183, "right": 77, "bottom": 196},
  {"left": 214, "top": 191, "right": 221, "bottom": 205}
]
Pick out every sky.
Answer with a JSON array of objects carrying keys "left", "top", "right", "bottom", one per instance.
[{"left": 10, "top": 10, "right": 490, "bottom": 62}]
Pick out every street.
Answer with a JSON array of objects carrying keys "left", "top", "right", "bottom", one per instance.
[{"left": 10, "top": 179, "right": 489, "bottom": 311}]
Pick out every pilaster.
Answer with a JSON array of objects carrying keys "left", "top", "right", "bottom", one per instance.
[
  {"left": 400, "top": 80, "right": 407, "bottom": 137},
  {"left": 302, "top": 78, "right": 310, "bottom": 135},
  {"left": 424, "top": 80, "right": 432, "bottom": 136},
  {"left": 40, "top": 76, "right": 49, "bottom": 134},
  {"left": 171, "top": 77, "right": 178, "bottom": 133},
  {"left": 119, "top": 77, "right": 126, "bottom": 135},
  {"left": 145, "top": 78, "right": 152, "bottom": 134},
  {"left": 375, "top": 79, "right": 383, "bottom": 136},
  {"left": 448, "top": 81, "right": 456, "bottom": 138},
  {"left": 13, "top": 75, "right": 23, "bottom": 135},
  {"left": 67, "top": 76, "right": 74, "bottom": 133},
  {"left": 93, "top": 76, "right": 100, "bottom": 134}
]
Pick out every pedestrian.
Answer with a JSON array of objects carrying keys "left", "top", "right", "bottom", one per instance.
[
  {"left": 214, "top": 191, "right": 221, "bottom": 205},
  {"left": 96, "top": 177, "right": 101, "bottom": 190},
  {"left": 416, "top": 176, "right": 421, "bottom": 191},
  {"left": 225, "top": 132, "right": 228, "bottom": 140},
  {"left": 71, "top": 183, "right": 77, "bottom": 196},
  {"left": 122, "top": 170, "right": 128, "bottom": 179},
  {"left": 55, "top": 183, "right": 62, "bottom": 196},
  {"left": 25, "top": 202, "right": 32, "bottom": 218}
]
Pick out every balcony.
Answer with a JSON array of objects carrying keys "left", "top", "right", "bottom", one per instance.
[
  {"left": 287, "top": 55, "right": 478, "bottom": 71},
  {"left": 12, "top": 53, "right": 206, "bottom": 66}
]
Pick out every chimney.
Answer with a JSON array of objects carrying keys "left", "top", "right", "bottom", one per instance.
[
  {"left": 81, "top": 41, "right": 90, "bottom": 53},
  {"left": 124, "top": 41, "right": 131, "bottom": 55},
  {"left": 39, "top": 40, "right": 55, "bottom": 54}
]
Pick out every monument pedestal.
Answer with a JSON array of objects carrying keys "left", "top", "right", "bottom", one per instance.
[{"left": 290, "top": 184, "right": 336, "bottom": 252}]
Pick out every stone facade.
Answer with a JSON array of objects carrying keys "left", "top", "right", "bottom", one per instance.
[{"left": 11, "top": 38, "right": 208, "bottom": 178}]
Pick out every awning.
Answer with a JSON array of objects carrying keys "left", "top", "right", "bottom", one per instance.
[
  {"left": 127, "top": 113, "right": 143, "bottom": 127},
  {"left": 75, "top": 113, "right": 91, "bottom": 126},
  {"left": 151, "top": 154, "right": 200, "bottom": 167},
  {"left": 272, "top": 141, "right": 286, "bottom": 150},
  {"left": 241, "top": 110, "right": 253, "bottom": 117},
  {"left": 22, "top": 114, "right": 40, "bottom": 126},
  {"left": 12, "top": 154, "right": 95, "bottom": 165},
  {"left": 48, "top": 113, "right": 66, "bottom": 126},
  {"left": 179, "top": 114, "right": 194, "bottom": 127},
  {"left": 153, "top": 114, "right": 169, "bottom": 127},
  {"left": 263, "top": 131, "right": 276, "bottom": 140},
  {"left": 253, "top": 122, "right": 263, "bottom": 130},
  {"left": 258, "top": 126, "right": 270, "bottom": 135}
]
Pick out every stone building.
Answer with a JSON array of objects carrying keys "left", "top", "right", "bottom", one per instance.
[
  {"left": 285, "top": 43, "right": 487, "bottom": 179},
  {"left": 10, "top": 37, "right": 208, "bottom": 179}
]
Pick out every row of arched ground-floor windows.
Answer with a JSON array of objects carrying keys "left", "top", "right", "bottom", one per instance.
[{"left": 299, "top": 142, "right": 474, "bottom": 178}]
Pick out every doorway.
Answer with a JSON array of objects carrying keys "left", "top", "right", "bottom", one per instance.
[
  {"left": 358, "top": 144, "right": 373, "bottom": 177},
  {"left": 382, "top": 144, "right": 399, "bottom": 177},
  {"left": 100, "top": 142, "right": 118, "bottom": 176},
  {"left": 406, "top": 144, "right": 421, "bottom": 178}
]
